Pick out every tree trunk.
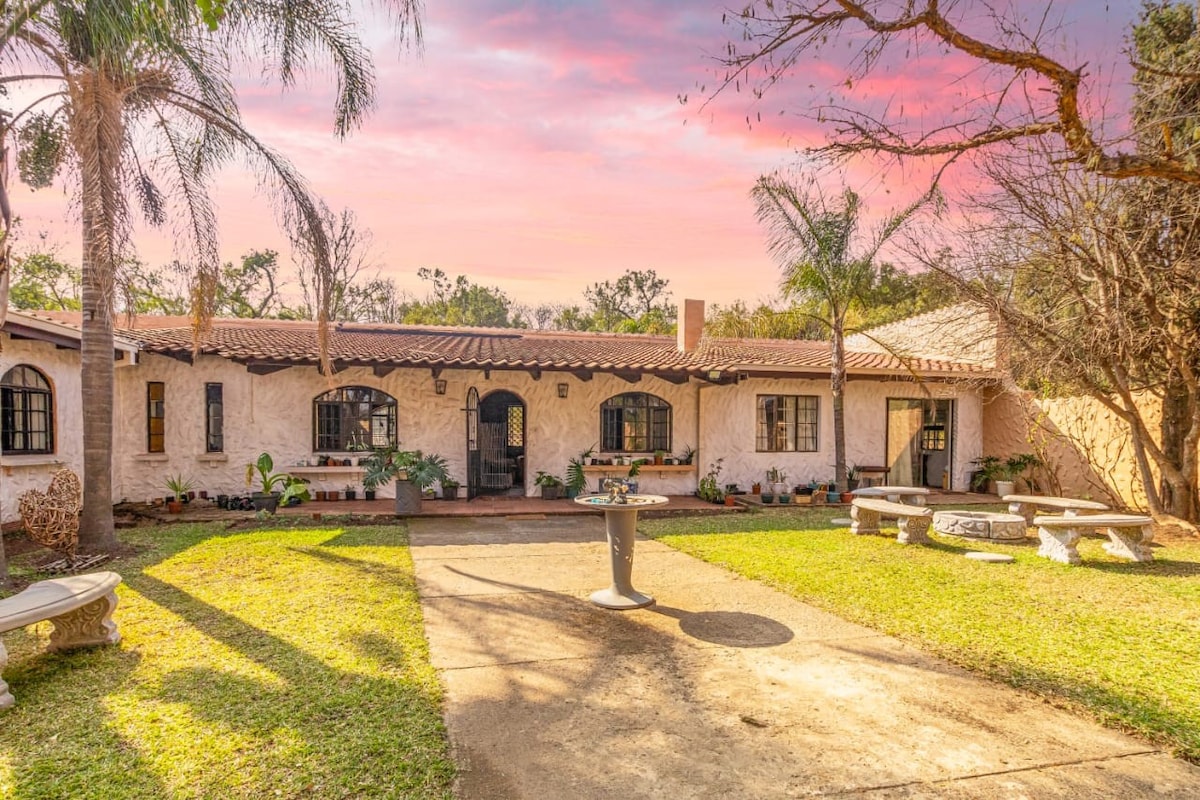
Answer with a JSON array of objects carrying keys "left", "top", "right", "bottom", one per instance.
[
  {"left": 831, "top": 319, "right": 848, "bottom": 492},
  {"left": 71, "top": 71, "right": 123, "bottom": 554},
  {"left": 78, "top": 209, "right": 117, "bottom": 553},
  {"left": 1159, "top": 372, "right": 1189, "bottom": 516}
]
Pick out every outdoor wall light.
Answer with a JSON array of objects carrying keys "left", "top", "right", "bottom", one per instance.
[
  {"left": 434, "top": 379, "right": 447, "bottom": 395},
  {"left": 557, "top": 382, "right": 569, "bottom": 398}
]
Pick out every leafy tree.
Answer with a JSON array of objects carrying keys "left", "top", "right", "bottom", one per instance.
[
  {"left": 753, "top": 171, "right": 931, "bottom": 492},
  {"left": 215, "top": 250, "right": 293, "bottom": 318},
  {"left": 10, "top": 251, "right": 81, "bottom": 310},
  {"left": 400, "top": 268, "right": 525, "bottom": 328},
  {"left": 583, "top": 269, "right": 675, "bottom": 332},
  {"left": 1, "top": 0, "right": 422, "bottom": 554}
]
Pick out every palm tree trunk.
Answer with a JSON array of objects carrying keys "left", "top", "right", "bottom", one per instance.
[
  {"left": 831, "top": 318, "right": 848, "bottom": 493},
  {"left": 78, "top": 226, "right": 117, "bottom": 552},
  {"left": 71, "top": 72, "right": 123, "bottom": 553}
]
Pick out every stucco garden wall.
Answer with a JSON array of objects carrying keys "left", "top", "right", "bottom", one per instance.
[
  {"left": 699, "top": 377, "right": 983, "bottom": 492},
  {"left": 0, "top": 334, "right": 87, "bottom": 524},
  {"left": 113, "top": 356, "right": 702, "bottom": 500},
  {"left": 982, "top": 388, "right": 1173, "bottom": 511}
]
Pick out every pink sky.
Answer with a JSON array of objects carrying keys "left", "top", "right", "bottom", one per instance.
[{"left": 9, "top": 0, "right": 1138, "bottom": 311}]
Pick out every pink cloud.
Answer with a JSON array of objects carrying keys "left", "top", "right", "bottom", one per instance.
[{"left": 7, "top": 0, "right": 1145, "bottom": 312}]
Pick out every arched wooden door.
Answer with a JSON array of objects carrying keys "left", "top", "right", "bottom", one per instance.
[{"left": 465, "top": 387, "right": 481, "bottom": 499}]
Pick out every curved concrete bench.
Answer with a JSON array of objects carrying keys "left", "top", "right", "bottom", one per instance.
[
  {"left": 0, "top": 571, "right": 122, "bottom": 709},
  {"left": 851, "top": 498, "right": 934, "bottom": 544},
  {"left": 1004, "top": 494, "right": 1108, "bottom": 525},
  {"left": 1033, "top": 514, "right": 1154, "bottom": 565}
]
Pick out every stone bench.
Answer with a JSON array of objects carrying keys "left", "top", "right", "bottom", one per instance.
[
  {"left": 851, "top": 498, "right": 934, "bottom": 544},
  {"left": 0, "top": 571, "right": 122, "bottom": 709},
  {"left": 1033, "top": 514, "right": 1154, "bottom": 565},
  {"left": 1004, "top": 494, "right": 1108, "bottom": 525}
]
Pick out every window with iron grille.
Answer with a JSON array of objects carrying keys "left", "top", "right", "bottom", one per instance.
[
  {"left": 147, "top": 381, "right": 166, "bottom": 453},
  {"left": 205, "top": 383, "right": 224, "bottom": 452},
  {"left": 312, "top": 386, "right": 397, "bottom": 451},
  {"left": 1, "top": 365, "right": 54, "bottom": 455},
  {"left": 756, "top": 395, "right": 818, "bottom": 452},
  {"left": 600, "top": 393, "right": 671, "bottom": 452},
  {"left": 506, "top": 405, "right": 524, "bottom": 446}
]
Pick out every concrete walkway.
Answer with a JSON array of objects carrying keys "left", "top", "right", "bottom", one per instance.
[{"left": 409, "top": 516, "right": 1200, "bottom": 799}]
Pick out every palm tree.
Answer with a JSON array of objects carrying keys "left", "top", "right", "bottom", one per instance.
[
  {"left": 0, "top": 0, "right": 421, "bottom": 553},
  {"left": 752, "top": 172, "right": 931, "bottom": 492}
]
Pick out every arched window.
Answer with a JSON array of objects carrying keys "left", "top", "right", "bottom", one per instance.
[
  {"left": 312, "top": 386, "right": 397, "bottom": 452},
  {"left": 1, "top": 365, "right": 54, "bottom": 455},
  {"left": 600, "top": 392, "right": 671, "bottom": 453}
]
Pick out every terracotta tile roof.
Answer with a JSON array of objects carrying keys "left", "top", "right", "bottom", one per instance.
[{"left": 45, "top": 314, "right": 992, "bottom": 379}]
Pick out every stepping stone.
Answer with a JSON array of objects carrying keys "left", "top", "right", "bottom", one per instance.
[{"left": 965, "top": 551, "right": 1015, "bottom": 564}]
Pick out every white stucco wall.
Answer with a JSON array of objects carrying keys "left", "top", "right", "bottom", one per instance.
[
  {"left": 698, "top": 377, "right": 983, "bottom": 492},
  {"left": 1, "top": 339, "right": 987, "bottom": 517},
  {"left": 0, "top": 334, "right": 85, "bottom": 524},
  {"left": 112, "top": 357, "right": 703, "bottom": 500}
]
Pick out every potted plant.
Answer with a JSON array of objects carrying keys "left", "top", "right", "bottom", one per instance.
[
  {"left": 441, "top": 478, "right": 460, "bottom": 500},
  {"left": 362, "top": 446, "right": 448, "bottom": 514},
  {"left": 654, "top": 449, "right": 665, "bottom": 466},
  {"left": 751, "top": 482, "right": 761, "bottom": 495},
  {"left": 766, "top": 467, "right": 787, "bottom": 497},
  {"left": 696, "top": 459, "right": 724, "bottom": 504},
  {"left": 676, "top": 445, "right": 696, "bottom": 466},
  {"left": 1001, "top": 453, "right": 1042, "bottom": 494},
  {"left": 535, "top": 471, "right": 564, "bottom": 500},
  {"left": 344, "top": 484, "right": 357, "bottom": 501},
  {"left": 626, "top": 459, "right": 644, "bottom": 494},
  {"left": 846, "top": 465, "right": 860, "bottom": 491},
  {"left": 245, "top": 452, "right": 310, "bottom": 513},
  {"left": 164, "top": 474, "right": 193, "bottom": 513},
  {"left": 566, "top": 446, "right": 594, "bottom": 499},
  {"left": 364, "top": 487, "right": 377, "bottom": 501}
]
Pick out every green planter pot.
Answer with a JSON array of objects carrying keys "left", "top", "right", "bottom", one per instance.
[{"left": 761, "top": 494, "right": 775, "bottom": 504}]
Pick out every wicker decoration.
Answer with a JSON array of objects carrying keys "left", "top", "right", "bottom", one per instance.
[{"left": 18, "top": 468, "right": 83, "bottom": 564}]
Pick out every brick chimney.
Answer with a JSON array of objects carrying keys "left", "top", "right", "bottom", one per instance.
[{"left": 677, "top": 299, "right": 704, "bottom": 354}]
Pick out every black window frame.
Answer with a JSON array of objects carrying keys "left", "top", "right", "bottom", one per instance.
[
  {"left": 312, "top": 386, "right": 398, "bottom": 452},
  {"left": 756, "top": 395, "right": 819, "bottom": 453},
  {"left": 147, "top": 381, "right": 165, "bottom": 453},
  {"left": 1, "top": 365, "right": 54, "bottom": 455},
  {"left": 600, "top": 392, "right": 671, "bottom": 453},
  {"left": 205, "top": 383, "right": 224, "bottom": 453}
]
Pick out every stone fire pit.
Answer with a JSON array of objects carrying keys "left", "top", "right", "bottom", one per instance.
[{"left": 933, "top": 510, "right": 1028, "bottom": 541}]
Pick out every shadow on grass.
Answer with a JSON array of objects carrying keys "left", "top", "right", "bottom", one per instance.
[
  {"left": 2, "top": 643, "right": 167, "bottom": 800},
  {"left": 126, "top": 572, "right": 454, "bottom": 799}
]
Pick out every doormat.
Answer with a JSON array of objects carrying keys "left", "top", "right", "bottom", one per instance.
[{"left": 505, "top": 514, "right": 547, "bottom": 521}]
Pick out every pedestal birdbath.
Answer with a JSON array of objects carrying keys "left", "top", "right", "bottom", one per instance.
[{"left": 574, "top": 492, "right": 669, "bottom": 609}]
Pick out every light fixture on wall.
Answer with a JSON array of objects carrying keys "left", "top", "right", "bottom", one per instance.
[
  {"left": 434, "top": 379, "right": 447, "bottom": 395},
  {"left": 557, "top": 382, "right": 569, "bottom": 398}
]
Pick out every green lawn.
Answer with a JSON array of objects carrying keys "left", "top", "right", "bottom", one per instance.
[
  {"left": 641, "top": 507, "right": 1200, "bottom": 763},
  {"left": 0, "top": 523, "right": 454, "bottom": 800}
]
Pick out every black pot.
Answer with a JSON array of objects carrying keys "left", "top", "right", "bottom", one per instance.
[
  {"left": 364, "top": 490, "right": 376, "bottom": 501},
  {"left": 251, "top": 493, "right": 279, "bottom": 513},
  {"left": 216, "top": 494, "right": 229, "bottom": 509}
]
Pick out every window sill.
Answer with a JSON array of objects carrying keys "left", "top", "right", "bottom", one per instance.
[
  {"left": 0, "top": 455, "right": 65, "bottom": 469},
  {"left": 197, "top": 453, "right": 228, "bottom": 463},
  {"left": 133, "top": 453, "right": 170, "bottom": 463}
]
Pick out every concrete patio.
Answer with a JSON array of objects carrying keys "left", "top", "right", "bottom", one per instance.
[{"left": 409, "top": 514, "right": 1200, "bottom": 799}]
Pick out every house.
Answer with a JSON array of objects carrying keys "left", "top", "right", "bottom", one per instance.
[{"left": 0, "top": 301, "right": 997, "bottom": 521}]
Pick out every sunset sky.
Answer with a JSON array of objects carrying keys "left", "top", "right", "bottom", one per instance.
[{"left": 9, "top": 0, "right": 1137, "bottom": 311}]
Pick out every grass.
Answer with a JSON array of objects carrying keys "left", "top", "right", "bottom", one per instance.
[
  {"left": 641, "top": 506, "right": 1200, "bottom": 763},
  {"left": 0, "top": 522, "right": 454, "bottom": 800}
]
